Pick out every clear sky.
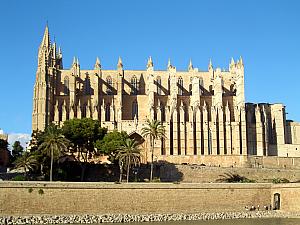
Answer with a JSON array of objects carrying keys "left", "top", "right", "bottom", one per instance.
[{"left": 0, "top": 0, "right": 300, "bottom": 136}]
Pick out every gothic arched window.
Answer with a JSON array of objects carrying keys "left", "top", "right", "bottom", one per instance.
[
  {"left": 189, "top": 77, "right": 192, "bottom": 95},
  {"left": 105, "top": 103, "right": 110, "bottom": 121},
  {"left": 106, "top": 76, "right": 113, "bottom": 95},
  {"left": 161, "top": 104, "right": 166, "bottom": 122},
  {"left": 132, "top": 100, "right": 138, "bottom": 119},
  {"left": 168, "top": 77, "right": 170, "bottom": 94},
  {"left": 178, "top": 77, "right": 183, "bottom": 95},
  {"left": 84, "top": 75, "right": 91, "bottom": 95},
  {"left": 64, "top": 77, "right": 69, "bottom": 95},
  {"left": 131, "top": 75, "right": 138, "bottom": 95},
  {"left": 156, "top": 76, "right": 162, "bottom": 95}
]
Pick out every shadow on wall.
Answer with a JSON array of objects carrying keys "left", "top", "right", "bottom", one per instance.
[
  {"left": 0, "top": 160, "right": 183, "bottom": 182},
  {"left": 83, "top": 160, "right": 183, "bottom": 182}
]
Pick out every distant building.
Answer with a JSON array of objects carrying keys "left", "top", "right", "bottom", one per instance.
[{"left": 32, "top": 26, "right": 300, "bottom": 167}]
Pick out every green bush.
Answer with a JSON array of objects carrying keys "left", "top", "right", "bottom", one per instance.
[
  {"left": 272, "top": 178, "right": 290, "bottom": 184},
  {"left": 11, "top": 175, "right": 26, "bottom": 181},
  {"left": 217, "top": 172, "right": 256, "bottom": 183},
  {"left": 38, "top": 189, "right": 44, "bottom": 195},
  {"left": 28, "top": 188, "right": 33, "bottom": 193}
]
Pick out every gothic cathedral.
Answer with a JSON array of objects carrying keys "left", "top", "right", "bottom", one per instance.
[{"left": 32, "top": 26, "right": 300, "bottom": 167}]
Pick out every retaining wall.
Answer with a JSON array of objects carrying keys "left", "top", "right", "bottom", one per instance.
[{"left": 0, "top": 182, "right": 299, "bottom": 216}]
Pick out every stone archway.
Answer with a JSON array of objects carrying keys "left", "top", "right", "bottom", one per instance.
[
  {"left": 274, "top": 193, "right": 281, "bottom": 210},
  {"left": 129, "top": 132, "right": 145, "bottom": 145},
  {"left": 129, "top": 132, "right": 148, "bottom": 163}
]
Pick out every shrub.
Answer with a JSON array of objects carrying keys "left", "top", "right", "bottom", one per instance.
[
  {"left": 11, "top": 175, "right": 26, "bottom": 181},
  {"left": 272, "top": 178, "right": 290, "bottom": 184},
  {"left": 28, "top": 188, "right": 33, "bottom": 193},
  {"left": 217, "top": 172, "right": 255, "bottom": 183},
  {"left": 38, "top": 189, "right": 44, "bottom": 195}
]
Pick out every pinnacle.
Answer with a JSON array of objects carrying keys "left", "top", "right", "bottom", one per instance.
[
  {"left": 188, "top": 59, "right": 193, "bottom": 71},
  {"left": 95, "top": 57, "right": 101, "bottom": 69},
  {"left": 230, "top": 57, "right": 235, "bottom": 65},
  {"left": 167, "top": 58, "right": 172, "bottom": 69},
  {"left": 147, "top": 56, "right": 153, "bottom": 68},
  {"left": 117, "top": 56, "right": 123, "bottom": 68},
  {"left": 208, "top": 58, "right": 213, "bottom": 70}
]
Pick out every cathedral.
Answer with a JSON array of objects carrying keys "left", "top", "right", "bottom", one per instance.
[{"left": 32, "top": 26, "right": 300, "bottom": 167}]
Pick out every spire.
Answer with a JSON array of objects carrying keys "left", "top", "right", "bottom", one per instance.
[
  {"left": 117, "top": 56, "right": 123, "bottom": 70},
  {"left": 188, "top": 59, "right": 193, "bottom": 71},
  {"left": 230, "top": 57, "right": 235, "bottom": 66},
  {"left": 239, "top": 56, "right": 243, "bottom": 66},
  {"left": 41, "top": 24, "right": 50, "bottom": 48},
  {"left": 208, "top": 59, "right": 213, "bottom": 71},
  {"left": 58, "top": 47, "right": 62, "bottom": 58},
  {"left": 147, "top": 56, "right": 153, "bottom": 69},
  {"left": 76, "top": 57, "right": 79, "bottom": 66},
  {"left": 52, "top": 42, "right": 57, "bottom": 59},
  {"left": 72, "top": 56, "right": 76, "bottom": 65},
  {"left": 94, "top": 57, "right": 101, "bottom": 69},
  {"left": 167, "top": 58, "right": 172, "bottom": 69}
]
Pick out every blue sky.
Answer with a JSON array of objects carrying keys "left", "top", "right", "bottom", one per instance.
[{"left": 0, "top": 0, "right": 300, "bottom": 136}]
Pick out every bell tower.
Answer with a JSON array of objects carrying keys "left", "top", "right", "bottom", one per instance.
[{"left": 32, "top": 25, "right": 58, "bottom": 131}]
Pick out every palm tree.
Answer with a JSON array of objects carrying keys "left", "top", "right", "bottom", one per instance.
[
  {"left": 38, "top": 124, "right": 70, "bottom": 181},
  {"left": 15, "top": 152, "right": 38, "bottom": 178},
  {"left": 141, "top": 119, "right": 165, "bottom": 181},
  {"left": 116, "top": 138, "right": 141, "bottom": 183}
]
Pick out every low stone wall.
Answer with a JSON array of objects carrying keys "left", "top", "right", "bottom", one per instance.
[{"left": 159, "top": 165, "right": 300, "bottom": 183}]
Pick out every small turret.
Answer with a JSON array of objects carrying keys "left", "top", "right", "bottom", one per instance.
[
  {"left": 52, "top": 42, "right": 57, "bottom": 59},
  {"left": 229, "top": 57, "right": 235, "bottom": 72},
  {"left": 76, "top": 57, "right": 80, "bottom": 66},
  {"left": 208, "top": 59, "right": 213, "bottom": 71},
  {"left": 147, "top": 56, "right": 153, "bottom": 69},
  {"left": 58, "top": 47, "right": 62, "bottom": 58},
  {"left": 94, "top": 57, "right": 101, "bottom": 70},
  {"left": 167, "top": 58, "right": 172, "bottom": 70},
  {"left": 117, "top": 56, "right": 123, "bottom": 70},
  {"left": 239, "top": 56, "right": 243, "bottom": 66},
  {"left": 188, "top": 59, "right": 193, "bottom": 72}
]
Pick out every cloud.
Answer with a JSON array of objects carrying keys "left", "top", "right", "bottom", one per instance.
[{"left": 7, "top": 133, "right": 31, "bottom": 150}]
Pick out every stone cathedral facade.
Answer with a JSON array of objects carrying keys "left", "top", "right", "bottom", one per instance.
[{"left": 32, "top": 26, "right": 300, "bottom": 167}]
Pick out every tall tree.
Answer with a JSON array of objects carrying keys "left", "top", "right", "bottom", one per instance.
[
  {"left": 116, "top": 138, "right": 141, "bottom": 183},
  {"left": 141, "top": 119, "right": 165, "bottom": 181},
  {"left": 15, "top": 152, "right": 38, "bottom": 178},
  {"left": 95, "top": 130, "right": 129, "bottom": 162},
  {"left": 0, "top": 139, "right": 9, "bottom": 166},
  {"left": 12, "top": 141, "right": 24, "bottom": 161},
  {"left": 38, "top": 124, "right": 70, "bottom": 181},
  {"left": 62, "top": 118, "right": 107, "bottom": 181}
]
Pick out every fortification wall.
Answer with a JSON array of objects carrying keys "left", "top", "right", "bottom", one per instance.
[{"left": 0, "top": 182, "right": 299, "bottom": 216}]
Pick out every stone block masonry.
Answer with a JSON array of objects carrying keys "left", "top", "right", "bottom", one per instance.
[{"left": 0, "top": 182, "right": 300, "bottom": 217}]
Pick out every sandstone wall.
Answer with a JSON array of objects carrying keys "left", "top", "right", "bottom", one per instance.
[
  {"left": 159, "top": 165, "right": 300, "bottom": 183},
  {"left": 0, "top": 182, "right": 299, "bottom": 216}
]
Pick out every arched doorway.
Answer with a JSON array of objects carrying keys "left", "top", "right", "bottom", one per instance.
[
  {"left": 129, "top": 132, "right": 145, "bottom": 145},
  {"left": 129, "top": 132, "right": 146, "bottom": 163},
  {"left": 274, "top": 193, "right": 281, "bottom": 210}
]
